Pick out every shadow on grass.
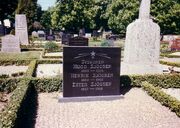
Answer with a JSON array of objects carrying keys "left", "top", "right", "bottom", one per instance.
[{"left": 14, "top": 85, "right": 38, "bottom": 128}]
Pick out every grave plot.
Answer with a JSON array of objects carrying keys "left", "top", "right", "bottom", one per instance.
[
  {"left": 36, "top": 64, "right": 63, "bottom": 78},
  {"left": 0, "top": 65, "right": 28, "bottom": 78}
]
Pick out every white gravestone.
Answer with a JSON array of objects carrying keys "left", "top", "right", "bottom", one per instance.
[
  {"left": 1, "top": 35, "right": 20, "bottom": 53},
  {"left": 32, "top": 31, "right": 38, "bottom": 38},
  {"left": 122, "top": 0, "right": 162, "bottom": 74},
  {"left": 15, "top": 14, "right": 29, "bottom": 45}
]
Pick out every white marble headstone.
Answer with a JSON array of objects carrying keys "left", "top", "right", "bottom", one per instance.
[
  {"left": 122, "top": 0, "right": 162, "bottom": 74},
  {"left": 1, "top": 34, "right": 20, "bottom": 53},
  {"left": 15, "top": 14, "right": 29, "bottom": 45},
  {"left": 32, "top": 31, "right": 38, "bottom": 37}
]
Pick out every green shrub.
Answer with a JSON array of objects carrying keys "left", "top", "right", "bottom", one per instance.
[
  {"left": 160, "top": 60, "right": 180, "bottom": 67},
  {"left": 142, "top": 82, "right": 180, "bottom": 117},
  {"left": 37, "top": 59, "right": 62, "bottom": 64},
  {"left": 0, "top": 60, "right": 31, "bottom": 66},
  {"left": 0, "top": 78, "right": 22, "bottom": 93},
  {"left": 31, "top": 77, "right": 62, "bottom": 92},
  {"left": 0, "top": 78, "right": 31, "bottom": 128},
  {"left": 101, "top": 39, "right": 109, "bottom": 46},
  {"left": 25, "top": 60, "right": 37, "bottom": 77},
  {"left": 120, "top": 74, "right": 180, "bottom": 88},
  {"left": 0, "top": 74, "right": 9, "bottom": 79},
  {"left": 44, "top": 41, "right": 59, "bottom": 52}
]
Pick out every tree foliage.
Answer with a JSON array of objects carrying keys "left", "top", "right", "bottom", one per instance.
[
  {"left": 106, "top": 0, "right": 140, "bottom": 34},
  {"left": 106, "top": 0, "right": 180, "bottom": 34},
  {"left": 151, "top": 0, "right": 180, "bottom": 34},
  {"left": 41, "top": 0, "right": 180, "bottom": 34},
  {"left": 0, "top": 0, "right": 18, "bottom": 24},
  {"left": 51, "top": 0, "right": 97, "bottom": 32}
]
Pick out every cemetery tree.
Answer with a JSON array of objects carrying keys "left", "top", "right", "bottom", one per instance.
[
  {"left": 105, "top": 0, "right": 139, "bottom": 34},
  {"left": 106, "top": 0, "right": 180, "bottom": 34},
  {"left": 52, "top": 0, "right": 97, "bottom": 32},
  {"left": 151, "top": 0, "right": 180, "bottom": 34},
  {"left": 0, "top": 0, "right": 18, "bottom": 25},
  {"left": 94, "top": 0, "right": 112, "bottom": 30},
  {"left": 40, "top": 9, "right": 52, "bottom": 30}
]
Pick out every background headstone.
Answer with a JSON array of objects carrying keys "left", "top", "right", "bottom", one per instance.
[
  {"left": 32, "top": 31, "right": 38, "bottom": 38},
  {"left": 0, "top": 25, "right": 5, "bottom": 36},
  {"left": 122, "top": 0, "right": 162, "bottom": 74},
  {"left": 63, "top": 47, "right": 121, "bottom": 97},
  {"left": 62, "top": 33, "right": 73, "bottom": 45},
  {"left": 15, "top": 14, "right": 29, "bottom": 45},
  {"left": 1, "top": 34, "right": 20, "bottom": 53},
  {"left": 79, "top": 28, "right": 85, "bottom": 37},
  {"left": 37, "top": 30, "right": 46, "bottom": 40},
  {"left": 69, "top": 36, "right": 88, "bottom": 46}
]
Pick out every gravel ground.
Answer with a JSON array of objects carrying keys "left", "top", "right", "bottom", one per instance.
[
  {"left": 45, "top": 52, "right": 63, "bottom": 57},
  {"left": 170, "top": 52, "right": 180, "bottom": 56},
  {"left": 0, "top": 65, "right": 28, "bottom": 75},
  {"left": 35, "top": 88, "right": 180, "bottom": 128},
  {"left": 36, "top": 64, "right": 63, "bottom": 78},
  {"left": 160, "top": 58, "right": 180, "bottom": 63},
  {"left": 162, "top": 88, "right": 180, "bottom": 101}
]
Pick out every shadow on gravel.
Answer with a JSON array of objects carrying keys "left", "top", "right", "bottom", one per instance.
[
  {"left": 14, "top": 85, "right": 38, "bottom": 128},
  {"left": 120, "top": 75, "right": 132, "bottom": 95}
]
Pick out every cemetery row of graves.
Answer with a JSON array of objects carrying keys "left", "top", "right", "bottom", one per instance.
[
  {"left": 0, "top": 8, "right": 180, "bottom": 127},
  {"left": 0, "top": 33, "right": 180, "bottom": 127}
]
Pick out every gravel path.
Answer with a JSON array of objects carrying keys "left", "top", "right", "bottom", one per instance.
[
  {"left": 0, "top": 65, "right": 28, "bottom": 75},
  {"left": 162, "top": 88, "right": 180, "bottom": 101},
  {"left": 36, "top": 64, "right": 63, "bottom": 78},
  {"left": 161, "top": 58, "right": 180, "bottom": 63},
  {"left": 35, "top": 88, "right": 180, "bottom": 128},
  {"left": 45, "top": 52, "right": 63, "bottom": 57}
]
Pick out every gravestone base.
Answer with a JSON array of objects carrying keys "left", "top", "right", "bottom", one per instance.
[
  {"left": 59, "top": 94, "right": 123, "bottom": 103},
  {"left": 121, "top": 62, "right": 162, "bottom": 75}
]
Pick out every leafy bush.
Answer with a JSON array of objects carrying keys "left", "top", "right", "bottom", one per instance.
[
  {"left": 101, "top": 39, "right": 110, "bottom": 46},
  {"left": 142, "top": 82, "right": 180, "bottom": 117},
  {"left": 31, "top": 77, "right": 63, "bottom": 92},
  {"left": 160, "top": 60, "right": 180, "bottom": 67},
  {"left": 0, "top": 78, "right": 22, "bottom": 93},
  {"left": 120, "top": 74, "right": 180, "bottom": 88},
  {"left": 37, "top": 59, "right": 62, "bottom": 64},
  {"left": 44, "top": 41, "right": 59, "bottom": 52},
  {"left": 0, "top": 78, "right": 31, "bottom": 128},
  {"left": 25, "top": 60, "right": 37, "bottom": 77},
  {"left": 0, "top": 74, "right": 9, "bottom": 79},
  {"left": 0, "top": 60, "right": 31, "bottom": 66}
]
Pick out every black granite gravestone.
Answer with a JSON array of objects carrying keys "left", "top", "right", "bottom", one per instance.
[
  {"left": 69, "top": 36, "right": 88, "bottom": 46},
  {"left": 0, "top": 25, "right": 5, "bottom": 36},
  {"left": 63, "top": 46, "right": 121, "bottom": 97}
]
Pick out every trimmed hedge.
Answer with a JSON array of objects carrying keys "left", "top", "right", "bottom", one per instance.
[
  {"left": 0, "top": 78, "right": 22, "bottom": 93},
  {"left": 0, "top": 60, "right": 31, "bottom": 66},
  {"left": 42, "top": 55, "right": 62, "bottom": 59},
  {"left": 0, "top": 78, "right": 32, "bottom": 128},
  {"left": 120, "top": 74, "right": 180, "bottom": 88},
  {"left": 37, "top": 59, "right": 62, "bottom": 64},
  {"left": 25, "top": 60, "right": 37, "bottom": 77},
  {"left": 31, "top": 77, "right": 62, "bottom": 92},
  {"left": 160, "top": 60, "right": 180, "bottom": 67},
  {"left": 160, "top": 54, "right": 180, "bottom": 58},
  {"left": 142, "top": 82, "right": 180, "bottom": 117}
]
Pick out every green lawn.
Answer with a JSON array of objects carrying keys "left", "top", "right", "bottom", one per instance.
[{"left": 0, "top": 51, "right": 41, "bottom": 60}]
